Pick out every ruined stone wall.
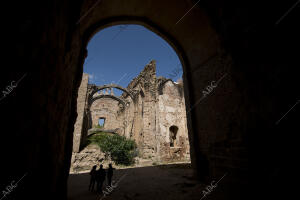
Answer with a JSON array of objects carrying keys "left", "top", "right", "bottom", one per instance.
[
  {"left": 127, "top": 92, "right": 143, "bottom": 148},
  {"left": 123, "top": 97, "right": 135, "bottom": 138},
  {"left": 157, "top": 81, "right": 190, "bottom": 161},
  {"left": 90, "top": 97, "right": 124, "bottom": 132},
  {"left": 73, "top": 61, "right": 191, "bottom": 163},
  {"left": 121, "top": 61, "right": 158, "bottom": 158},
  {"left": 73, "top": 73, "right": 89, "bottom": 152},
  {"left": 120, "top": 61, "right": 190, "bottom": 161},
  {"left": 138, "top": 62, "right": 157, "bottom": 158}
]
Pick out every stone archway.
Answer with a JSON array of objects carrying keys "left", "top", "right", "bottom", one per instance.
[
  {"left": 77, "top": 13, "right": 220, "bottom": 179},
  {"left": 4, "top": 0, "right": 298, "bottom": 199},
  {"left": 4, "top": 2, "right": 222, "bottom": 198},
  {"left": 73, "top": 0, "right": 228, "bottom": 178},
  {"left": 87, "top": 83, "right": 135, "bottom": 103},
  {"left": 89, "top": 94, "right": 128, "bottom": 109},
  {"left": 87, "top": 94, "right": 128, "bottom": 131},
  {"left": 73, "top": 85, "right": 131, "bottom": 152}
]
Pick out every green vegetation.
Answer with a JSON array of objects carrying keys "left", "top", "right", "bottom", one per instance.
[
  {"left": 94, "top": 124, "right": 104, "bottom": 128},
  {"left": 87, "top": 132, "right": 137, "bottom": 166}
]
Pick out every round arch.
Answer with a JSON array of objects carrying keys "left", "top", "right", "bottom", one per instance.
[
  {"left": 76, "top": 3, "right": 221, "bottom": 180},
  {"left": 89, "top": 83, "right": 135, "bottom": 101},
  {"left": 79, "top": 17, "right": 191, "bottom": 97},
  {"left": 158, "top": 79, "right": 175, "bottom": 95},
  {"left": 89, "top": 94, "right": 128, "bottom": 109},
  {"left": 81, "top": 19, "right": 190, "bottom": 119},
  {"left": 79, "top": 18, "right": 195, "bottom": 175},
  {"left": 81, "top": 17, "right": 189, "bottom": 72}
]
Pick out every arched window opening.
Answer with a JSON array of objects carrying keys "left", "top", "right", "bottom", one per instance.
[{"left": 169, "top": 126, "right": 179, "bottom": 147}]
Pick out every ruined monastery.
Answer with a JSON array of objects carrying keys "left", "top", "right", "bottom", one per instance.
[{"left": 72, "top": 60, "right": 190, "bottom": 167}]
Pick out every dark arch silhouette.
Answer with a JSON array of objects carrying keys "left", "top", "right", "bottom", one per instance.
[
  {"left": 79, "top": 18, "right": 190, "bottom": 115},
  {"left": 81, "top": 17, "right": 189, "bottom": 71}
]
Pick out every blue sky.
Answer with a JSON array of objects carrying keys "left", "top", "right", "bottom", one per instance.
[{"left": 83, "top": 24, "right": 182, "bottom": 96}]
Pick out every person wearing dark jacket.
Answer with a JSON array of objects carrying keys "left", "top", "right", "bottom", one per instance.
[
  {"left": 96, "top": 164, "right": 106, "bottom": 193},
  {"left": 89, "top": 165, "right": 97, "bottom": 191},
  {"left": 107, "top": 163, "right": 115, "bottom": 186}
]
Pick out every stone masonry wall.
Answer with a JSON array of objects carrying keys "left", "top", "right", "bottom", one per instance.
[
  {"left": 120, "top": 61, "right": 190, "bottom": 161},
  {"left": 90, "top": 97, "right": 124, "bottom": 131},
  {"left": 73, "top": 73, "right": 89, "bottom": 152},
  {"left": 157, "top": 81, "right": 190, "bottom": 161}
]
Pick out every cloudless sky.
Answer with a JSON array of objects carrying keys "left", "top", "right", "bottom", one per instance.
[{"left": 83, "top": 24, "right": 182, "bottom": 96}]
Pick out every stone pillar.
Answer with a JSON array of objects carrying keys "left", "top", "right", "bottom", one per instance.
[
  {"left": 72, "top": 73, "right": 89, "bottom": 152},
  {"left": 141, "top": 61, "right": 157, "bottom": 158}
]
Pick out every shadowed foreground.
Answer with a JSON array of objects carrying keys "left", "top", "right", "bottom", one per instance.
[{"left": 68, "top": 164, "right": 241, "bottom": 200}]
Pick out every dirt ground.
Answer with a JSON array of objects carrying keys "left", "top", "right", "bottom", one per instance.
[{"left": 68, "top": 163, "right": 238, "bottom": 200}]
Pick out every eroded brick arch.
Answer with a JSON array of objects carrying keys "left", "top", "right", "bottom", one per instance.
[
  {"left": 87, "top": 83, "right": 135, "bottom": 103},
  {"left": 89, "top": 94, "right": 128, "bottom": 109},
  {"left": 157, "top": 78, "right": 184, "bottom": 98},
  {"left": 157, "top": 78, "right": 174, "bottom": 95}
]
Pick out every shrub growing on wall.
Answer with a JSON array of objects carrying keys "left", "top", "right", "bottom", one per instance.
[{"left": 87, "top": 132, "right": 137, "bottom": 165}]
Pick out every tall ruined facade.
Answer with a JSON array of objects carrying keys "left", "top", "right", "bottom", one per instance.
[{"left": 73, "top": 60, "right": 190, "bottom": 162}]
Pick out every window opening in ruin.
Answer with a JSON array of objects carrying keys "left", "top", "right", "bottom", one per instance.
[
  {"left": 98, "top": 118, "right": 105, "bottom": 127},
  {"left": 169, "top": 126, "right": 178, "bottom": 147}
]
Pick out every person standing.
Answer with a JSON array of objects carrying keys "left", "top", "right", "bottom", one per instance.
[
  {"left": 89, "top": 165, "right": 97, "bottom": 191},
  {"left": 107, "top": 163, "right": 115, "bottom": 186},
  {"left": 96, "top": 164, "right": 106, "bottom": 193}
]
